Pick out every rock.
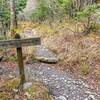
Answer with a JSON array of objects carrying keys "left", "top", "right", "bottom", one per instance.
[
  {"left": 56, "top": 96, "right": 67, "bottom": 100},
  {"left": 13, "top": 89, "right": 18, "bottom": 93},
  {"left": 8, "top": 74, "right": 15, "bottom": 79},
  {"left": 88, "top": 95, "right": 97, "bottom": 100},
  {"left": 23, "top": 82, "right": 32, "bottom": 90},
  {"left": 35, "top": 46, "right": 58, "bottom": 63},
  {"left": 36, "top": 57, "right": 58, "bottom": 63},
  {"left": 83, "top": 83, "right": 90, "bottom": 88},
  {"left": 85, "top": 95, "right": 97, "bottom": 100}
]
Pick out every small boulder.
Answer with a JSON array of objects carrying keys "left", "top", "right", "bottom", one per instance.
[
  {"left": 35, "top": 46, "right": 58, "bottom": 63},
  {"left": 23, "top": 82, "right": 32, "bottom": 90},
  {"left": 56, "top": 96, "right": 67, "bottom": 100}
]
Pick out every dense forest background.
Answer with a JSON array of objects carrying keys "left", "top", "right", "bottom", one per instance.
[{"left": 0, "top": 0, "right": 99, "bottom": 35}]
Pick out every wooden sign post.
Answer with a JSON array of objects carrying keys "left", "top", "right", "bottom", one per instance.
[{"left": 0, "top": 35, "right": 41, "bottom": 88}]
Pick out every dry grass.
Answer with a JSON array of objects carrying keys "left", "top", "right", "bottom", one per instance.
[
  {"left": 0, "top": 78, "right": 52, "bottom": 100},
  {"left": 35, "top": 19, "right": 100, "bottom": 88},
  {"left": 18, "top": 18, "right": 100, "bottom": 88},
  {"left": 44, "top": 32, "right": 100, "bottom": 88}
]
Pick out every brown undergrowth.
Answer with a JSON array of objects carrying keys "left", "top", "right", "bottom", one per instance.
[
  {"left": 7, "top": 18, "right": 100, "bottom": 90},
  {"left": 0, "top": 78, "right": 52, "bottom": 100},
  {"left": 32, "top": 18, "right": 100, "bottom": 90}
]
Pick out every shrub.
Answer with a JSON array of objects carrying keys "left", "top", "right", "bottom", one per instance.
[
  {"left": 75, "top": 4, "right": 99, "bottom": 34},
  {"left": 16, "top": 0, "right": 27, "bottom": 14},
  {"left": 30, "top": 0, "right": 73, "bottom": 21},
  {"left": 30, "top": 0, "right": 53, "bottom": 21},
  {"left": 76, "top": 4, "right": 98, "bottom": 20}
]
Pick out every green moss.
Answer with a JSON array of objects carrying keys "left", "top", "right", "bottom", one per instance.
[
  {"left": 94, "top": 24, "right": 100, "bottom": 29},
  {"left": 0, "top": 36, "right": 5, "bottom": 40},
  {"left": 0, "top": 92, "right": 12, "bottom": 100},
  {"left": 6, "top": 56, "right": 17, "bottom": 62},
  {"left": 31, "top": 56, "right": 37, "bottom": 63},
  {"left": 25, "top": 87, "right": 36, "bottom": 96},
  {"left": 6, "top": 79, "right": 19, "bottom": 89},
  {"left": 81, "top": 62, "right": 89, "bottom": 75}
]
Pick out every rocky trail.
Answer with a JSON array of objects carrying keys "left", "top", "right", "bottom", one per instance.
[{"left": 0, "top": 45, "right": 100, "bottom": 100}]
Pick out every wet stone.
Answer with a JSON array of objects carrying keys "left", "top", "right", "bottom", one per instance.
[{"left": 56, "top": 96, "right": 67, "bottom": 100}]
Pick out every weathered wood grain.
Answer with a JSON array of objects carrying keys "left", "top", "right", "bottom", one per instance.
[{"left": 0, "top": 38, "right": 41, "bottom": 48}]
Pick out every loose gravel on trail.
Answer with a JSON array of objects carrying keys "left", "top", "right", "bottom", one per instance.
[
  {"left": 0, "top": 46, "right": 100, "bottom": 100},
  {"left": 26, "top": 64, "right": 100, "bottom": 100},
  {"left": 0, "top": 63, "right": 100, "bottom": 100}
]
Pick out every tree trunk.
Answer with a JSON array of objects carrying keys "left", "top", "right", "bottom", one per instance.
[{"left": 10, "top": 0, "right": 17, "bottom": 31}]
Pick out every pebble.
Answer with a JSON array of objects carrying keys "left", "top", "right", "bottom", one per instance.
[
  {"left": 64, "top": 80, "right": 67, "bottom": 82},
  {"left": 23, "top": 82, "right": 32, "bottom": 89},
  {"left": 56, "top": 96, "right": 67, "bottom": 100},
  {"left": 88, "top": 95, "right": 97, "bottom": 100},
  {"left": 8, "top": 74, "right": 15, "bottom": 78},
  {"left": 13, "top": 89, "right": 18, "bottom": 93}
]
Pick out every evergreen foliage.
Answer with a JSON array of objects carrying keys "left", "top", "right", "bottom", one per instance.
[
  {"left": 76, "top": 4, "right": 99, "bottom": 20},
  {"left": 0, "top": 0, "right": 27, "bottom": 33},
  {"left": 0, "top": 0, "right": 10, "bottom": 26},
  {"left": 16, "top": 0, "right": 27, "bottom": 13}
]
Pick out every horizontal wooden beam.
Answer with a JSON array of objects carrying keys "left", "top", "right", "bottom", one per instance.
[{"left": 0, "top": 38, "right": 41, "bottom": 48}]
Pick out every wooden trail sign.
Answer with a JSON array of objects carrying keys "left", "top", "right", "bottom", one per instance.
[
  {"left": 0, "top": 36, "right": 41, "bottom": 88},
  {"left": 0, "top": 38, "right": 41, "bottom": 48}
]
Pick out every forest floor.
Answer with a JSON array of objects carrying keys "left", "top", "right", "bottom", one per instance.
[
  {"left": 0, "top": 18, "right": 100, "bottom": 99},
  {"left": 0, "top": 44, "right": 100, "bottom": 100},
  {"left": 18, "top": 19, "right": 100, "bottom": 90}
]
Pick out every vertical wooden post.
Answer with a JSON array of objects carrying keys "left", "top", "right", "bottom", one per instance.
[{"left": 15, "top": 34, "right": 25, "bottom": 88}]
